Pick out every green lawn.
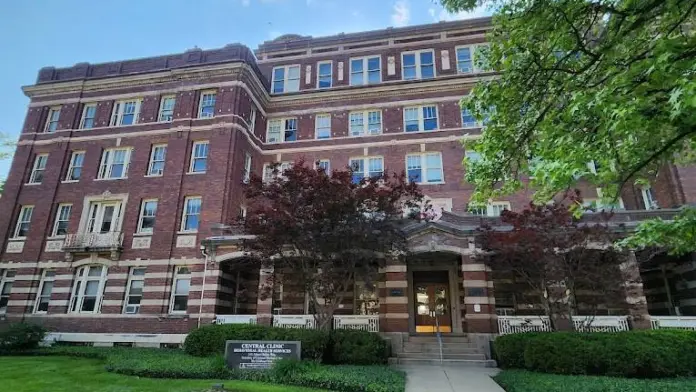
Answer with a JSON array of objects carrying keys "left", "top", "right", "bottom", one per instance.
[
  {"left": 494, "top": 370, "right": 696, "bottom": 392},
  {"left": 2, "top": 356, "right": 325, "bottom": 392}
]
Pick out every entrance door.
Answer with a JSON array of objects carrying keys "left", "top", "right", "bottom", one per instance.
[
  {"left": 85, "top": 202, "right": 122, "bottom": 247},
  {"left": 413, "top": 271, "right": 452, "bottom": 333}
]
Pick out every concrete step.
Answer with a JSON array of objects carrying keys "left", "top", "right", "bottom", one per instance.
[
  {"left": 389, "top": 357, "right": 497, "bottom": 367},
  {"left": 407, "top": 336, "right": 471, "bottom": 344},
  {"left": 402, "top": 344, "right": 481, "bottom": 355},
  {"left": 397, "top": 352, "right": 487, "bottom": 361}
]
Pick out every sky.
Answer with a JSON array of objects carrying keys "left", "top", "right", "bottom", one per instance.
[{"left": 0, "top": 0, "right": 489, "bottom": 180}]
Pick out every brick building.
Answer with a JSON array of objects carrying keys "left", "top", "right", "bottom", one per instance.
[{"left": 0, "top": 18, "right": 694, "bottom": 351}]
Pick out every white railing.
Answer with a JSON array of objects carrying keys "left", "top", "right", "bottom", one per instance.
[
  {"left": 651, "top": 316, "right": 696, "bottom": 331},
  {"left": 498, "top": 316, "right": 551, "bottom": 335},
  {"left": 215, "top": 315, "right": 257, "bottom": 325},
  {"left": 573, "top": 316, "right": 630, "bottom": 332},
  {"left": 333, "top": 315, "right": 379, "bottom": 332},
  {"left": 64, "top": 232, "right": 123, "bottom": 249},
  {"left": 273, "top": 315, "right": 317, "bottom": 329}
]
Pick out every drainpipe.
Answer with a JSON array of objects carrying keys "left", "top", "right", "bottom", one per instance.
[{"left": 198, "top": 245, "right": 210, "bottom": 328}]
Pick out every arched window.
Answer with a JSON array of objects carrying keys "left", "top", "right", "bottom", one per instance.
[{"left": 70, "top": 265, "right": 107, "bottom": 314}]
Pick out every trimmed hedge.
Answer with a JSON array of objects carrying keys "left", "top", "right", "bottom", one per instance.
[
  {"left": 184, "top": 324, "right": 390, "bottom": 365},
  {"left": 0, "top": 323, "right": 47, "bottom": 352},
  {"left": 493, "top": 330, "right": 696, "bottom": 378}
]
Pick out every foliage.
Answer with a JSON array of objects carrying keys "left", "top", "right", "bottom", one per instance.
[
  {"left": 240, "top": 158, "right": 423, "bottom": 330},
  {"left": 0, "top": 323, "right": 47, "bottom": 352},
  {"left": 493, "top": 330, "right": 696, "bottom": 378},
  {"left": 494, "top": 369, "right": 696, "bottom": 392},
  {"left": 0, "top": 355, "right": 323, "bottom": 392},
  {"left": 276, "top": 363, "right": 405, "bottom": 392},
  {"left": 618, "top": 208, "right": 696, "bottom": 256},
  {"left": 478, "top": 194, "right": 629, "bottom": 329},
  {"left": 441, "top": 0, "right": 696, "bottom": 254},
  {"left": 493, "top": 332, "right": 543, "bottom": 369},
  {"left": 328, "top": 329, "right": 389, "bottom": 365},
  {"left": 184, "top": 324, "right": 329, "bottom": 362}
]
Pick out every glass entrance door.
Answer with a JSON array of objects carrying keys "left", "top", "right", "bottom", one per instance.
[{"left": 414, "top": 280, "right": 452, "bottom": 333}]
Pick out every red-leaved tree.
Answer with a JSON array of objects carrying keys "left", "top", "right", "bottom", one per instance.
[
  {"left": 478, "top": 192, "right": 629, "bottom": 330},
  {"left": 239, "top": 158, "right": 424, "bottom": 330}
]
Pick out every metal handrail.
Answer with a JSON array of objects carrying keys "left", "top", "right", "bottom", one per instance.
[{"left": 432, "top": 310, "right": 443, "bottom": 364}]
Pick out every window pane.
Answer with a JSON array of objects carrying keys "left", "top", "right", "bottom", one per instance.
[
  {"left": 403, "top": 54, "right": 416, "bottom": 66},
  {"left": 284, "top": 119, "right": 297, "bottom": 141},
  {"left": 350, "top": 113, "right": 364, "bottom": 136},
  {"left": 423, "top": 106, "right": 438, "bottom": 131},
  {"left": 404, "top": 108, "right": 419, "bottom": 132},
  {"left": 351, "top": 59, "right": 363, "bottom": 72},
  {"left": 173, "top": 295, "right": 188, "bottom": 311},
  {"left": 88, "top": 266, "right": 103, "bottom": 277},
  {"left": 367, "top": 112, "right": 381, "bottom": 134},
  {"left": 84, "top": 280, "right": 100, "bottom": 295},
  {"left": 1, "top": 282, "right": 12, "bottom": 295},
  {"left": 368, "top": 158, "right": 383, "bottom": 177},
  {"left": 40, "top": 282, "right": 53, "bottom": 296},
  {"left": 462, "top": 109, "right": 477, "bottom": 127},
  {"left": 457, "top": 48, "right": 472, "bottom": 73},
  {"left": 287, "top": 66, "right": 300, "bottom": 79},
  {"left": 273, "top": 81, "right": 284, "bottom": 94},
  {"left": 175, "top": 279, "right": 190, "bottom": 295},
  {"left": 273, "top": 67, "right": 285, "bottom": 80},
  {"left": 407, "top": 155, "right": 422, "bottom": 182}
]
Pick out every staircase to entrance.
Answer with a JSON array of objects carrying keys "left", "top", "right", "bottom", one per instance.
[{"left": 389, "top": 334, "right": 496, "bottom": 367}]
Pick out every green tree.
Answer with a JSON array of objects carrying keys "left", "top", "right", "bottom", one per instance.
[{"left": 442, "top": 0, "right": 696, "bottom": 254}]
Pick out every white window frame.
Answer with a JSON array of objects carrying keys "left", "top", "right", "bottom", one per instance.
[
  {"left": 641, "top": 185, "right": 659, "bottom": 210},
  {"left": 197, "top": 90, "right": 217, "bottom": 119},
  {"left": 85, "top": 200, "right": 123, "bottom": 234},
  {"left": 405, "top": 152, "right": 444, "bottom": 184},
  {"left": 158, "top": 95, "right": 176, "bottom": 122},
  {"left": 79, "top": 103, "right": 97, "bottom": 129},
  {"left": 461, "top": 108, "right": 479, "bottom": 128},
  {"left": 98, "top": 148, "right": 132, "bottom": 180},
  {"left": 316, "top": 61, "right": 333, "bottom": 89},
  {"left": 65, "top": 151, "right": 85, "bottom": 182},
  {"left": 272, "top": 65, "right": 301, "bottom": 94},
  {"left": 349, "top": 156, "right": 384, "bottom": 181},
  {"left": 249, "top": 107, "right": 257, "bottom": 134},
  {"left": 147, "top": 144, "right": 167, "bottom": 176},
  {"left": 487, "top": 201, "right": 511, "bottom": 217},
  {"left": 266, "top": 118, "right": 297, "bottom": 143},
  {"left": 316, "top": 159, "right": 330, "bottom": 173},
  {"left": 401, "top": 49, "right": 436, "bottom": 80},
  {"left": 349, "top": 56, "right": 382, "bottom": 86},
  {"left": 0, "top": 269, "right": 16, "bottom": 314},
  {"left": 13, "top": 205, "right": 34, "bottom": 239},
  {"left": 181, "top": 196, "right": 202, "bottom": 232},
  {"left": 33, "top": 270, "right": 56, "bottom": 314},
  {"left": 262, "top": 162, "right": 292, "bottom": 183},
  {"left": 28, "top": 154, "right": 48, "bottom": 184},
  {"left": 110, "top": 99, "right": 142, "bottom": 126},
  {"left": 315, "top": 114, "right": 332, "bottom": 139},
  {"left": 45, "top": 106, "right": 61, "bottom": 132},
  {"left": 51, "top": 203, "right": 72, "bottom": 237},
  {"left": 349, "top": 110, "right": 382, "bottom": 136},
  {"left": 189, "top": 141, "right": 209, "bottom": 173},
  {"left": 243, "top": 153, "right": 252, "bottom": 183},
  {"left": 169, "top": 266, "right": 191, "bottom": 314},
  {"left": 69, "top": 265, "right": 107, "bottom": 314},
  {"left": 455, "top": 44, "right": 490, "bottom": 74},
  {"left": 404, "top": 105, "right": 439, "bottom": 132},
  {"left": 137, "top": 199, "right": 158, "bottom": 234},
  {"left": 123, "top": 267, "right": 146, "bottom": 314}
]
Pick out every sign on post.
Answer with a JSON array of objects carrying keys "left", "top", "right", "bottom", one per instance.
[{"left": 224, "top": 340, "right": 301, "bottom": 369}]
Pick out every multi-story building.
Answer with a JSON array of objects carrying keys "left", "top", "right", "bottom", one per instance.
[{"left": 0, "top": 17, "right": 694, "bottom": 352}]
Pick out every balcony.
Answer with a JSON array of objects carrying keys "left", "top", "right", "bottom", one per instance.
[{"left": 63, "top": 232, "right": 124, "bottom": 261}]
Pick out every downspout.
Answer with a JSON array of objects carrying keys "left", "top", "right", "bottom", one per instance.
[{"left": 198, "top": 246, "right": 210, "bottom": 328}]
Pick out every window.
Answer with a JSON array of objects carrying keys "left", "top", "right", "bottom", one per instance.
[
  {"left": 13, "top": 206, "right": 33, "bottom": 238},
  {"left": 402, "top": 50, "right": 435, "bottom": 80},
  {"left": 52, "top": 204, "right": 72, "bottom": 236},
  {"left": 28, "top": 154, "right": 48, "bottom": 184},
  {"left": 110, "top": 99, "right": 142, "bottom": 126},
  {"left": 488, "top": 202, "right": 511, "bottom": 217},
  {"left": 80, "top": 104, "right": 97, "bottom": 129},
  {"left": 124, "top": 268, "right": 146, "bottom": 314},
  {"left": 45, "top": 106, "right": 61, "bottom": 132},
  {"left": 349, "top": 157, "right": 383, "bottom": 183},
  {"left": 349, "top": 111, "right": 382, "bottom": 136},
  {"left": 0, "top": 270, "right": 16, "bottom": 314},
  {"left": 137, "top": 199, "right": 158, "bottom": 234},
  {"left": 198, "top": 91, "right": 216, "bottom": 118},
  {"left": 86, "top": 201, "right": 122, "bottom": 234},
  {"left": 147, "top": 144, "right": 167, "bottom": 176},
  {"left": 189, "top": 141, "right": 209, "bottom": 173},
  {"left": 243, "top": 153, "right": 252, "bottom": 183},
  {"left": 158, "top": 95, "right": 176, "bottom": 122},
  {"left": 69, "top": 265, "right": 107, "bottom": 314},
  {"left": 65, "top": 151, "right": 85, "bottom": 182},
  {"left": 249, "top": 107, "right": 257, "bottom": 134},
  {"left": 404, "top": 105, "right": 438, "bottom": 132},
  {"left": 267, "top": 118, "right": 297, "bottom": 143},
  {"left": 169, "top": 266, "right": 191, "bottom": 314},
  {"left": 456, "top": 45, "right": 490, "bottom": 73},
  {"left": 350, "top": 56, "right": 381, "bottom": 86},
  {"left": 315, "top": 114, "right": 331, "bottom": 139},
  {"left": 641, "top": 185, "right": 659, "bottom": 210},
  {"left": 263, "top": 162, "right": 292, "bottom": 182},
  {"left": 316, "top": 159, "right": 330, "bottom": 173},
  {"left": 98, "top": 148, "right": 131, "bottom": 179},
  {"left": 354, "top": 281, "right": 378, "bottom": 315},
  {"left": 272, "top": 65, "right": 300, "bottom": 94},
  {"left": 406, "top": 153, "right": 444, "bottom": 184},
  {"left": 181, "top": 197, "right": 201, "bottom": 232},
  {"left": 461, "top": 108, "right": 478, "bottom": 128},
  {"left": 317, "top": 61, "right": 332, "bottom": 88},
  {"left": 465, "top": 150, "right": 482, "bottom": 163},
  {"left": 34, "top": 270, "right": 55, "bottom": 313},
  {"left": 467, "top": 204, "right": 487, "bottom": 216}
]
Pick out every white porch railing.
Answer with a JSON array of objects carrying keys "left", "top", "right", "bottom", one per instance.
[
  {"left": 498, "top": 316, "right": 551, "bottom": 335},
  {"left": 273, "top": 315, "right": 317, "bottom": 329},
  {"left": 333, "top": 315, "right": 379, "bottom": 332},
  {"left": 214, "top": 315, "right": 257, "bottom": 325},
  {"left": 651, "top": 316, "right": 696, "bottom": 331},
  {"left": 573, "top": 316, "right": 629, "bottom": 332}
]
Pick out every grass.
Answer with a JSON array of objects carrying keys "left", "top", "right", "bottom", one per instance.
[
  {"left": 494, "top": 370, "right": 696, "bottom": 392},
  {"left": 1, "top": 356, "right": 325, "bottom": 392}
]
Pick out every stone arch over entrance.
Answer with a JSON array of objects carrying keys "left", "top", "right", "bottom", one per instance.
[{"left": 214, "top": 251, "right": 260, "bottom": 317}]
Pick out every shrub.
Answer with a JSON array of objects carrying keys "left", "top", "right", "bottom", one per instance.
[
  {"left": 0, "top": 323, "right": 47, "bottom": 352},
  {"left": 329, "top": 329, "right": 389, "bottom": 365},
  {"left": 494, "top": 329, "right": 696, "bottom": 378}
]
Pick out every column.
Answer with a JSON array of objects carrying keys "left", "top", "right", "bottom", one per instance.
[
  {"left": 378, "top": 260, "right": 409, "bottom": 332},
  {"left": 622, "top": 252, "right": 651, "bottom": 329},
  {"left": 461, "top": 254, "right": 497, "bottom": 333}
]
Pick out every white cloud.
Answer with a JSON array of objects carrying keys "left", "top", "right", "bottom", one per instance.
[
  {"left": 429, "top": 5, "right": 490, "bottom": 22},
  {"left": 391, "top": 1, "right": 411, "bottom": 27}
]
